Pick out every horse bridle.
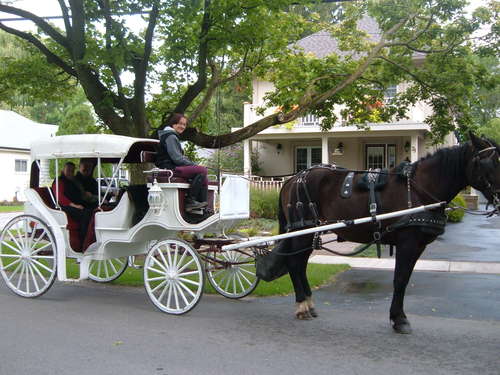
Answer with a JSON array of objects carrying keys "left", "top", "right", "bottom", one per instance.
[{"left": 472, "top": 141, "right": 500, "bottom": 212}]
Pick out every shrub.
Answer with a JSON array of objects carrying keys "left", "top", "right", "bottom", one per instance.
[
  {"left": 250, "top": 188, "right": 279, "bottom": 219},
  {"left": 447, "top": 194, "right": 466, "bottom": 223}
]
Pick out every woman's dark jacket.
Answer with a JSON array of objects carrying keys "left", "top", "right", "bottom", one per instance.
[{"left": 156, "top": 126, "right": 195, "bottom": 170}]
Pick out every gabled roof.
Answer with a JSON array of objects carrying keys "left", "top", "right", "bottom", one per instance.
[
  {"left": 291, "top": 16, "right": 424, "bottom": 60},
  {"left": 292, "top": 16, "right": 381, "bottom": 58},
  {"left": 0, "top": 110, "right": 58, "bottom": 150}
]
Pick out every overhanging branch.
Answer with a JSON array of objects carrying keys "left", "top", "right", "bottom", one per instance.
[
  {"left": 0, "top": 22, "right": 76, "bottom": 77},
  {"left": 0, "top": 4, "right": 71, "bottom": 51}
]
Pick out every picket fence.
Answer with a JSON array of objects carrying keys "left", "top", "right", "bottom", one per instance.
[{"left": 249, "top": 176, "right": 286, "bottom": 191}]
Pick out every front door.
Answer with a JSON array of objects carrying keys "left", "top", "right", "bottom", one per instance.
[
  {"left": 296, "top": 146, "right": 322, "bottom": 172},
  {"left": 365, "top": 144, "right": 397, "bottom": 169}
]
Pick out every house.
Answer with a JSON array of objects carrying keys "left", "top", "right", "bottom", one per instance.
[
  {"left": 0, "top": 110, "right": 58, "bottom": 202},
  {"left": 241, "top": 18, "right": 456, "bottom": 177}
]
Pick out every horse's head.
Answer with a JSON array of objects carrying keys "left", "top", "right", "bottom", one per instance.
[{"left": 466, "top": 132, "right": 500, "bottom": 209}]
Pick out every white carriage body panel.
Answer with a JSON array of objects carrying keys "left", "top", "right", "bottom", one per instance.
[
  {"left": 94, "top": 193, "right": 134, "bottom": 230},
  {"left": 219, "top": 175, "right": 250, "bottom": 220}
]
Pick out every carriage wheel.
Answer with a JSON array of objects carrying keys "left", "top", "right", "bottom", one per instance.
[
  {"left": 88, "top": 256, "right": 128, "bottom": 283},
  {"left": 206, "top": 249, "right": 259, "bottom": 299},
  {"left": 144, "top": 239, "right": 204, "bottom": 315},
  {"left": 0, "top": 215, "right": 57, "bottom": 298}
]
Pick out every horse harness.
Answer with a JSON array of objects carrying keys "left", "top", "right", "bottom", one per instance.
[
  {"left": 283, "top": 163, "right": 447, "bottom": 258},
  {"left": 472, "top": 143, "right": 500, "bottom": 211}
]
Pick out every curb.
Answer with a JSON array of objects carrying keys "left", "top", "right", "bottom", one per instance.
[{"left": 309, "top": 255, "right": 500, "bottom": 275}]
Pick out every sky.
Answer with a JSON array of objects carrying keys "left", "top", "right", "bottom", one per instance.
[{"left": 0, "top": 0, "right": 491, "bottom": 30}]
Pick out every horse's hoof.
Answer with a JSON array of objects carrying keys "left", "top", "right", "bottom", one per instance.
[
  {"left": 309, "top": 307, "right": 318, "bottom": 318},
  {"left": 296, "top": 311, "right": 313, "bottom": 320},
  {"left": 391, "top": 320, "right": 412, "bottom": 334}
]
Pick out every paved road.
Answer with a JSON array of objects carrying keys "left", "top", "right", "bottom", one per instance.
[{"left": 1, "top": 269, "right": 499, "bottom": 375}]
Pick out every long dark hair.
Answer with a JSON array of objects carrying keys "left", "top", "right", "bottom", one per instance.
[{"left": 166, "top": 113, "right": 187, "bottom": 127}]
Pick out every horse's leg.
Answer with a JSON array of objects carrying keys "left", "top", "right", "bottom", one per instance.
[
  {"left": 286, "top": 237, "right": 313, "bottom": 320},
  {"left": 390, "top": 234, "right": 426, "bottom": 334},
  {"left": 299, "top": 252, "right": 318, "bottom": 318}
]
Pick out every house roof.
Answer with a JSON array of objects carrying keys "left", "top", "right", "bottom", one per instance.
[
  {"left": 0, "top": 110, "right": 58, "bottom": 150},
  {"left": 292, "top": 16, "right": 424, "bottom": 60},
  {"left": 293, "top": 16, "right": 381, "bottom": 58}
]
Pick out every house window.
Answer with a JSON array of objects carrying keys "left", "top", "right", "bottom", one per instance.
[
  {"left": 384, "top": 85, "right": 397, "bottom": 101},
  {"left": 296, "top": 146, "right": 322, "bottom": 172},
  {"left": 14, "top": 159, "right": 28, "bottom": 173},
  {"left": 300, "top": 114, "right": 319, "bottom": 126},
  {"left": 365, "top": 144, "right": 397, "bottom": 169}
]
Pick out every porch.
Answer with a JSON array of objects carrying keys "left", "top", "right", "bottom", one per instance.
[{"left": 243, "top": 124, "right": 453, "bottom": 176}]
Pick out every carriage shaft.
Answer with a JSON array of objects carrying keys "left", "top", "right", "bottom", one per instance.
[{"left": 221, "top": 202, "right": 446, "bottom": 252}]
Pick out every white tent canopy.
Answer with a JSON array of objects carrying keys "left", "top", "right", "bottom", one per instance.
[
  {"left": 31, "top": 134, "right": 159, "bottom": 160},
  {"left": 0, "top": 110, "right": 58, "bottom": 149}
]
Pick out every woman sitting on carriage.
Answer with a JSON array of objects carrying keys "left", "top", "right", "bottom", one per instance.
[{"left": 155, "top": 113, "right": 208, "bottom": 212}]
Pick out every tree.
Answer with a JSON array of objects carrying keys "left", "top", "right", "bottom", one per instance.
[{"left": 0, "top": 0, "right": 498, "bottom": 152}]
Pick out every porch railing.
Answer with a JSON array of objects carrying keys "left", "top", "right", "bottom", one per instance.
[{"left": 249, "top": 176, "right": 286, "bottom": 191}]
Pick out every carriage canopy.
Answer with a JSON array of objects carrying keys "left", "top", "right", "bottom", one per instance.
[{"left": 30, "top": 134, "right": 159, "bottom": 162}]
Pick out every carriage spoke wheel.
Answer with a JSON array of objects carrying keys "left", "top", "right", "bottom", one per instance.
[
  {"left": 0, "top": 215, "right": 57, "bottom": 298},
  {"left": 89, "top": 257, "right": 128, "bottom": 283},
  {"left": 144, "top": 239, "right": 204, "bottom": 315},
  {"left": 206, "top": 250, "right": 259, "bottom": 299}
]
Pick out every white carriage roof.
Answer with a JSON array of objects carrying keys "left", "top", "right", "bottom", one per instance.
[{"left": 30, "top": 134, "right": 159, "bottom": 161}]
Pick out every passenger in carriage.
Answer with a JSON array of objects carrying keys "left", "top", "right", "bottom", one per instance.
[
  {"left": 156, "top": 113, "right": 208, "bottom": 212},
  {"left": 74, "top": 158, "right": 99, "bottom": 209},
  {"left": 52, "top": 162, "right": 93, "bottom": 243}
]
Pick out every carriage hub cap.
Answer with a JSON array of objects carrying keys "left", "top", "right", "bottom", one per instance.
[{"left": 166, "top": 270, "right": 177, "bottom": 280}]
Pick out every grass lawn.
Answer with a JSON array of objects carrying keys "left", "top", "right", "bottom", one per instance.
[
  {"left": 0, "top": 205, "right": 23, "bottom": 212},
  {"left": 64, "top": 259, "right": 349, "bottom": 297},
  {"left": 354, "top": 244, "right": 379, "bottom": 257}
]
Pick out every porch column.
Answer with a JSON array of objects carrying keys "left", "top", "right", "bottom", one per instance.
[
  {"left": 321, "top": 135, "right": 329, "bottom": 164},
  {"left": 410, "top": 135, "right": 419, "bottom": 163},
  {"left": 243, "top": 139, "right": 252, "bottom": 176}
]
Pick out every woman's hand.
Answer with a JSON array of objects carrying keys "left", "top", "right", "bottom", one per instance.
[{"left": 70, "top": 203, "right": 84, "bottom": 209}]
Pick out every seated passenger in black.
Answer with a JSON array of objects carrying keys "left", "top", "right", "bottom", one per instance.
[
  {"left": 74, "top": 159, "right": 99, "bottom": 209},
  {"left": 52, "top": 162, "right": 93, "bottom": 243}
]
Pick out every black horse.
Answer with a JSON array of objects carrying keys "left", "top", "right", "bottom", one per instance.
[{"left": 277, "top": 133, "right": 500, "bottom": 334}]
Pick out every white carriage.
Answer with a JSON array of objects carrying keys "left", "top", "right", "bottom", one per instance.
[{"left": 0, "top": 134, "right": 258, "bottom": 314}]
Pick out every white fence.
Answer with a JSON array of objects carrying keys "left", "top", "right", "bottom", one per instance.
[{"left": 249, "top": 176, "right": 285, "bottom": 191}]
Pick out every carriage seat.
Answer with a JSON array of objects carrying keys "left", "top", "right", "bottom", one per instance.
[{"left": 33, "top": 187, "right": 82, "bottom": 252}]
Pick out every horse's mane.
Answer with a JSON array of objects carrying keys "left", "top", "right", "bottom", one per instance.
[
  {"left": 411, "top": 142, "right": 471, "bottom": 181},
  {"left": 411, "top": 136, "right": 499, "bottom": 180}
]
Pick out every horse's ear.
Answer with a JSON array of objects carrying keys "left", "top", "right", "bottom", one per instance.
[{"left": 469, "top": 131, "right": 485, "bottom": 151}]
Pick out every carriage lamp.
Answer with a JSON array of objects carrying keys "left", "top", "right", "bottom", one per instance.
[
  {"left": 148, "top": 178, "right": 164, "bottom": 215},
  {"left": 404, "top": 141, "right": 411, "bottom": 153}
]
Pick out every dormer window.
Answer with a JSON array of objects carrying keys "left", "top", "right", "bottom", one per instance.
[{"left": 384, "top": 85, "right": 397, "bottom": 101}]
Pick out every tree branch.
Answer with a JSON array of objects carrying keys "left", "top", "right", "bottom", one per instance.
[
  {"left": 305, "top": 15, "right": 413, "bottom": 112},
  {"left": 182, "top": 112, "right": 284, "bottom": 148},
  {"left": 57, "top": 0, "right": 73, "bottom": 36},
  {"left": 189, "top": 51, "right": 251, "bottom": 124},
  {"left": 0, "top": 22, "right": 76, "bottom": 77},
  {"left": 133, "top": 1, "right": 159, "bottom": 106},
  {"left": 97, "top": 0, "right": 129, "bottom": 117},
  {"left": 68, "top": 0, "right": 86, "bottom": 60},
  {"left": 172, "top": 0, "right": 211, "bottom": 115},
  {"left": 182, "top": 12, "right": 415, "bottom": 147},
  {"left": 0, "top": 4, "right": 71, "bottom": 51}
]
